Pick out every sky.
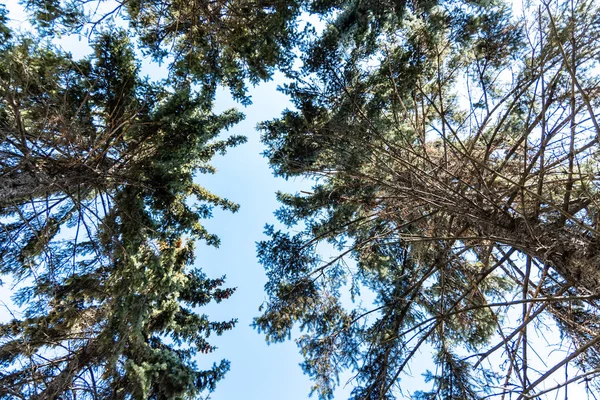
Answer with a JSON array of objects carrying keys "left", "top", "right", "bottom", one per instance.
[
  {"left": 0, "top": 1, "right": 595, "bottom": 399},
  {"left": 185, "top": 80, "right": 353, "bottom": 399}
]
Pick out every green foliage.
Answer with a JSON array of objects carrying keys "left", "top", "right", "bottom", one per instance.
[
  {"left": 23, "top": 0, "right": 310, "bottom": 102},
  {"left": 257, "top": 0, "right": 600, "bottom": 398},
  {"left": 125, "top": 0, "right": 304, "bottom": 102},
  {"left": 0, "top": 6, "right": 10, "bottom": 47},
  {"left": 23, "top": 0, "right": 84, "bottom": 33},
  {"left": 0, "top": 22, "right": 242, "bottom": 398}
]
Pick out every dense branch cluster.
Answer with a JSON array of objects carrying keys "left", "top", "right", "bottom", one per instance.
[
  {"left": 257, "top": 0, "right": 600, "bottom": 398},
  {"left": 0, "top": 7, "right": 244, "bottom": 399}
]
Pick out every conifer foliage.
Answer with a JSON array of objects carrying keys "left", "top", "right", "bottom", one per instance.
[
  {"left": 23, "top": 0, "right": 307, "bottom": 102},
  {"left": 257, "top": 0, "right": 600, "bottom": 398},
  {"left": 0, "top": 6, "right": 244, "bottom": 398}
]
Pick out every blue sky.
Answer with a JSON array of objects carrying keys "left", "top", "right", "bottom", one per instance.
[{"left": 192, "top": 79, "right": 356, "bottom": 399}]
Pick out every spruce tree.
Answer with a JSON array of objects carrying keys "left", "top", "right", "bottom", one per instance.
[
  {"left": 0, "top": 10, "right": 243, "bottom": 398},
  {"left": 256, "top": 0, "right": 600, "bottom": 398}
]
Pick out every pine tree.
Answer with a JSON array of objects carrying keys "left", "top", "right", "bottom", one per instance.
[
  {"left": 0, "top": 10, "right": 243, "bottom": 398},
  {"left": 256, "top": 0, "right": 600, "bottom": 398}
]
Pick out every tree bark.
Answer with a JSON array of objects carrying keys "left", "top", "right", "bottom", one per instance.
[{"left": 0, "top": 159, "right": 114, "bottom": 210}]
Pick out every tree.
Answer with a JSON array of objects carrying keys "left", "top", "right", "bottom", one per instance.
[
  {"left": 0, "top": 10, "right": 244, "bottom": 398},
  {"left": 23, "top": 0, "right": 308, "bottom": 103},
  {"left": 256, "top": 0, "right": 600, "bottom": 398}
]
